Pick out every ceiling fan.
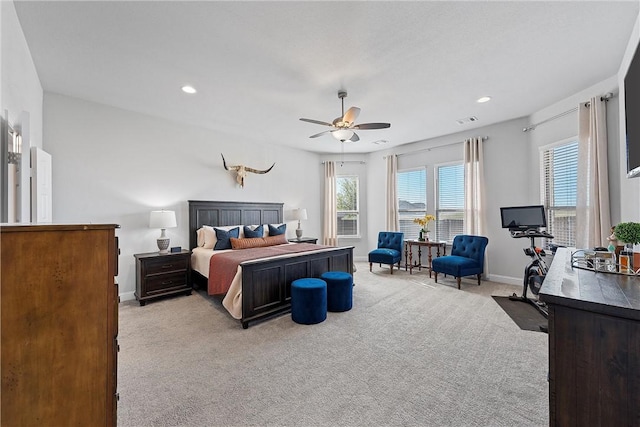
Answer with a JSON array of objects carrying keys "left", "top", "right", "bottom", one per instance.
[{"left": 300, "top": 90, "right": 391, "bottom": 142}]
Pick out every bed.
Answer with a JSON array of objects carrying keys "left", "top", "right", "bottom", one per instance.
[{"left": 188, "top": 200, "right": 354, "bottom": 328}]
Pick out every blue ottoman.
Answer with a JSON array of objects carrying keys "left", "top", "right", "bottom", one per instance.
[
  {"left": 291, "top": 278, "right": 327, "bottom": 324},
  {"left": 320, "top": 271, "right": 353, "bottom": 312}
]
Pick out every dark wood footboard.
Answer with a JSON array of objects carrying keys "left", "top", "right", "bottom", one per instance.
[{"left": 240, "top": 246, "right": 353, "bottom": 328}]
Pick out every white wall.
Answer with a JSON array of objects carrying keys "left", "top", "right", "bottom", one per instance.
[
  {"left": 1, "top": 1, "right": 43, "bottom": 222},
  {"left": 43, "top": 93, "right": 322, "bottom": 300},
  {"left": 1, "top": 1, "right": 42, "bottom": 142}
]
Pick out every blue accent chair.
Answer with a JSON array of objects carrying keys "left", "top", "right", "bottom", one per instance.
[
  {"left": 368, "top": 231, "right": 404, "bottom": 274},
  {"left": 431, "top": 235, "right": 488, "bottom": 289}
]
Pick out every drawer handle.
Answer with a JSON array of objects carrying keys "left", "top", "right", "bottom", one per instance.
[
  {"left": 161, "top": 280, "right": 174, "bottom": 285},
  {"left": 161, "top": 264, "right": 174, "bottom": 269}
]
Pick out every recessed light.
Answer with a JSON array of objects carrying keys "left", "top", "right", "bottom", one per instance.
[
  {"left": 477, "top": 96, "right": 491, "bottom": 103},
  {"left": 181, "top": 85, "right": 197, "bottom": 94}
]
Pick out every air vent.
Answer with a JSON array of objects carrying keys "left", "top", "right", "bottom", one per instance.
[
  {"left": 372, "top": 139, "right": 389, "bottom": 145},
  {"left": 456, "top": 116, "right": 478, "bottom": 125}
]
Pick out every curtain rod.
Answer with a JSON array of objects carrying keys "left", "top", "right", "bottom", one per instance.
[
  {"left": 523, "top": 92, "right": 614, "bottom": 132},
  {"left": 321, "top": 160, "right": 366, "bottom": 164},
  {"left": 384, "top": 136, "right": 489, "bottom": 159}
]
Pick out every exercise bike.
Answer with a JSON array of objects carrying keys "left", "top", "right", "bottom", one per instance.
[{"left": 508, "top": 228, "right": 555, "bottom": 319}]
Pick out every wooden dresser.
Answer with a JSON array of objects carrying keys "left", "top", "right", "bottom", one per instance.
[
  {"left": 1, "top": 224, "right": 119, "bottom": 426},
  {"left": 539, "top": 248, "right": 640, "bottom": 426}
]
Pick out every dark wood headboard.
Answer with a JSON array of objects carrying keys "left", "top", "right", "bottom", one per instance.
[{"left": 188, "top": 200, "right": 284, "bottom": 249}]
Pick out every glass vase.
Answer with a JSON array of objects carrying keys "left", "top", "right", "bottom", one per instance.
[{"left": 620, "top": 243, "right": 634, "bottom": 274}]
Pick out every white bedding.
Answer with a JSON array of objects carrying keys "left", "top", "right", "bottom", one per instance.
[{"left": 191, "top": 247, "right": 244, "bottom": 319}]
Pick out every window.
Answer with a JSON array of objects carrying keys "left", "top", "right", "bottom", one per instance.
[
  {"left": 397, "top": 169, "right": 426, "bottom": 240},
  {"left": 540, "top": 140, "right": 578, "bottom": 248},
  {"left": 436, "top": 163, "right": 464, "bottom": 243},
  {"left": 336, "top": 175, "right": 359, "bottom": 237}
]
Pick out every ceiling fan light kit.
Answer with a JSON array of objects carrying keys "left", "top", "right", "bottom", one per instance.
[
  {"left": 300, "top": 90, "right": 390, "bottom": 143},
  {"left": 333, "top": 129, "right": 355, "bottom": 142}
]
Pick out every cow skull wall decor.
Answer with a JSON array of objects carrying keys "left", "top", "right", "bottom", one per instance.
[{"left": 221, "top": 154, "right": 275, "bottom": 188}]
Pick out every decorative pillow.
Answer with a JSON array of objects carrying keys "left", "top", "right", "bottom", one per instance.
[
  {"left": 213, "top": 227, "right": 240, "bottom": 250},
  {"left": 268, "top": 223, "right": 286, "bottom": 236},
  {"left": 196, "top": 228, "right": 205, "bottom": 247},
  {"left": 201, "top": 226, "right": 216, "bottom": 249},
  {"left": 230, "top": 234, "right": 288, "bottom": 249},
  {"left": 201, "top": 225, "right": 243, "bottom": 249},
  {"left": 243, "top": 225, "right": 264, "bottom": 239}
]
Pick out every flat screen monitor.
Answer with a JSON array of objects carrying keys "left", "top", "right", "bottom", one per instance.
[
  {"left": 625, "top": 41, "right": 640, "bottom": 178},
  {"left": 500, "top": 205, "right": 547, "bottom": 230}
]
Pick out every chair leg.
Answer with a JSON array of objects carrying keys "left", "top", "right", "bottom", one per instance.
[
  {"left": 477, "top": 274, "right": 481, "bottom": 286},
  {"left": 369, "top": 262, "right": 372, "bottom": 272},
  {"left": 457, "top": 277, "right": 461, "bottom": 289},
  {"left": 434, "top": 272, "right": 438, "bottom": 283},
  {"left": 390, "top": 264, "right": 394, "bottom": 274}
]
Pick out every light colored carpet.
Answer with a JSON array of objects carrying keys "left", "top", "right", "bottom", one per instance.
[{"left": 117, "top": 262, "right": 548, "bottom": 427}]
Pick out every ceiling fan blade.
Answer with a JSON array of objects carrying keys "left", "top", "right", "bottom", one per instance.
[
  {"left": 353, "top": 122, "right": 391, "bottom": 130},
  {"left": 309, "top": 130, "right": 332, "bottom": 138},
  {"left": 300, "top": 118, "right": 333, "bottom": 127},
  {"left": 342, "top": 107, "right": 361, "bottom": 125}
]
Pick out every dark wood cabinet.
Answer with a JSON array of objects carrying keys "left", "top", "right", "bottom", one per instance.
[
  {"left": 1, "top": 223, "right": 119, "bottom": 427},
  {"left": 288, "top": 237, "right": 318, "bottom": 244},
  {"left": 135, "top": 250, "right": 191, "bottom": 305},
  {"left": 539, "top": 248, "right": 640, "bottom": 426}
]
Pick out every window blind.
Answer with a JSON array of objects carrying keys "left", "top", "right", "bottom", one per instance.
[
  {"left": 540, "top": 141, "right": 578, "bottom": 248},
  {"left": 397, "top": 169, "right": 426, "bottom": 240},
  {"left": 437, "top": 163, "right": 464, "bottom": 243}
]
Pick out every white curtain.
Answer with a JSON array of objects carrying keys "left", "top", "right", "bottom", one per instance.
[
  {"left": 323, "top": 161, "right": 338, "bottom": 246},
  {"left": 576, "top": 97, "right": 610, "bottom": 249},
  {"left": 463, "top": 137, "right": 485, "bottom": 235},
  {"left": 385, "top": 155, "right": 399, "bottom": 231}
]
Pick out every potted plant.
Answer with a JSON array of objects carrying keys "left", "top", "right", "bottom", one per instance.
[
  {"left": 614, "top": 222, "right": 640, "bottom": 273},
  {"left": 614, "top": 222, "right": 640, "bottom": 246},
  {"left": 413, "top": 214, "right": 436, "bottom": 241}
]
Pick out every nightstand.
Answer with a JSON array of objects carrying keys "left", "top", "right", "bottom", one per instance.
[
  {"left": 134, "top": 250, "right": 191, "bottom": 306},
  {"left": 288, "top": 237, "right": 318, "bottom": 244}
]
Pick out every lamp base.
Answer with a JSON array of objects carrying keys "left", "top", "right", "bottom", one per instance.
[
  {"left": 157, "top": 237, "right": 170, "bottom": 253},
  {"left": 296, "top": 228, "right": 303, "bottom": 239}
]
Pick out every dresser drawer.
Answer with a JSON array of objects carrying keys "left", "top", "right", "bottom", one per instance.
[
  {"left": 144, "top": 256, "right": 189, "bottom": 275},
  {"left": 145, "top": 271, "right": 188, "bottom": 294}
]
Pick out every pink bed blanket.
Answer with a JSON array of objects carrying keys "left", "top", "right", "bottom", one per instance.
[{"left": 208, "top": 243, "right": 329, "bottom": 295}]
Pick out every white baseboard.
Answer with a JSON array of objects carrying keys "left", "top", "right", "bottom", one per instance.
[
  {"left": 486, "top": 274, "right": 521, "bottom": 286},
  {"left": 119, "top": 291, "right": 136, "bottom": 302}
]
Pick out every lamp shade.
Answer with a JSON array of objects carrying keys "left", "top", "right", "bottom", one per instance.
[
  {"left": 149, "top": 210, "right": 177, "bottom": 229},
  {"left": 293, "top": 208, "right": 308, "bottom": 221},
  {"left": 332, "top": 129, "right": 354, "bottom": 142}
]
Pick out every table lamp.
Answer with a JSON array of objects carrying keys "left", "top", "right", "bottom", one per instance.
[
  {"left": 293, "top": 208, "right": 307, "bottom": 239},
  {"left": 149, "top": 210, "right": 177, "bottom": 253}
]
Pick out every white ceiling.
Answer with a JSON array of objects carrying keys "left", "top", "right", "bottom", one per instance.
[{"left": 13, "top": 1, "right": 640, "bottom": 154}]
